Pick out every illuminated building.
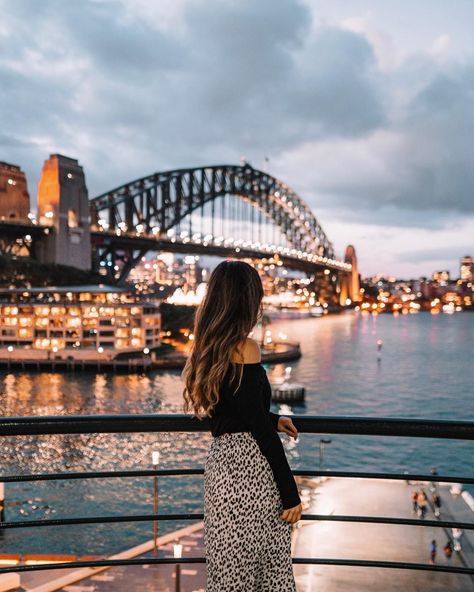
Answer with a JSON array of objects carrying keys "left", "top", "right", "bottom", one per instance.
[
  {"left": 432, "top": 270, "right": 450, "bottom": 285},
  {"left": 460, "top": 256, "right": 473, "bottom": 282},
  {"left": 0, "top": 161, "right": 30, "bottom": 220},
  {"left": 128, "top": 254, "right": 205, "bottom": 291},
  {"left": 0, "top": 286, "right": 160, "bottom": 361},
  {"left": 183, "top": 255, "right": 199, "bottom": 292},
  {"left": 129, "top": 255, "right": 171, "bottom": 285}
]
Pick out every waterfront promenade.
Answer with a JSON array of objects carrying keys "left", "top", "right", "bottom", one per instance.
[
  {"left": 292, "top": 478, "right": 474, "bottom": 592},
  {"left": 11, "top": 478, "right": 473, "bottom": 592},
  {"left": 17, "top": 523, "right": 207, "bottom": 592}
]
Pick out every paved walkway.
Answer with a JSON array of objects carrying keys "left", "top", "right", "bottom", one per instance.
[
  {"left": 292, "top": 478, "right": 474, "bottom": 592},
  {"left": 18, "top": 524, "right": 206, "bottom": 592},
  {"left": 55, "top": 533, "right": 207, "bottom": 592},
  {"left": 12, "top": 479, "right": 474, "bottom": 591}
]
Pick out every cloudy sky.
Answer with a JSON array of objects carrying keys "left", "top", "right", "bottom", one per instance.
[{"left": 1, "top": 0, "right": 473, "bottom": 278}]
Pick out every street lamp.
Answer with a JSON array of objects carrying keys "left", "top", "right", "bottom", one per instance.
[
  {"left": 7, "top": 345, "right": 13, "bottom": 369},
  {"left": 319, "top": 438, "right": 332, "bottom": 472},
  {"left": 173, "top": 543, "right": 183, "bottom": 592},
  {"left": 152, "top": 451, "right": 160, "bottom": 555}
]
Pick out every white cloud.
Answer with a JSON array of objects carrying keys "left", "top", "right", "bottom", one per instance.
[
  {"left": 115, "top": 0, "right": 186, "bottom": 32},
  {"left": 340, "top": 15, "right": 401, "bottom": 71},
  {"left": 0, "top": 0, "right": 473, "bottom": 277},
  {"left": 430, "top": 33, "right": 452, "bottom": 58},
  {"left": 321, "top": 216, "right": 474, "bottom": 278}
]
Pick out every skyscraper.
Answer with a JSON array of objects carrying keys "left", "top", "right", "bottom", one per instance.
[
  {"left": 432, "top": 270, "right": 450, "bottom": 285},
  {"left": 460, "top": 256, "right": 473, "bottom": 282}
]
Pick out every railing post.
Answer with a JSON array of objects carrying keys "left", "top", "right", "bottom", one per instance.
[{"left": 174, "top": 543, "right": 182, "bottom": 592}]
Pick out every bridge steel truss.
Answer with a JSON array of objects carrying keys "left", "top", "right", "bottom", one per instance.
[{"left": 90, "top": 164, "right": 337, "bottom": 282}]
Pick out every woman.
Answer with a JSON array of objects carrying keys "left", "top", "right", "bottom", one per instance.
[{"left": 182, "top": 259, "right": 302, "bottom": 591}]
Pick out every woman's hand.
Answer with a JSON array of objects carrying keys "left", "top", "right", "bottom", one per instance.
[
  {"left": 277, "top": 416, "right": 298, "bottom": 440},
  {"left": 281, "top": 502, "right": 302, "bottom": 524}
]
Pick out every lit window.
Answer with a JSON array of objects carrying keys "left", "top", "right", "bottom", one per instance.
[{"left": 68, "top": 209, "right": 78, "bottom": 228}]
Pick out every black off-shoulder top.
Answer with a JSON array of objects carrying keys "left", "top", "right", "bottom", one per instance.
[{"left": 208, "top": 362, "right": 301, "bottom": 510}]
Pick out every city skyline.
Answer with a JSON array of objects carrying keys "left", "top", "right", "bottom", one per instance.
[{"left": 1, "top": 0, "right": 473, "bottom": 277}]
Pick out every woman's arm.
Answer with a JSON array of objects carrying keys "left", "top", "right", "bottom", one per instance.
[
  {"left": 269, "top": 411, "right": 280, "bottom": 430},
  {"left": 233, "top": 337, "right": 297, "bottom": 435},
  {"left": 229, "top": 364, "right": 301, "bottom": 510}
]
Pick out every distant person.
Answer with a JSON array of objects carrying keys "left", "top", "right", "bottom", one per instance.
[
  {"left": 432, "top": 492, "right": 442, "bottom": 517},
  {"left": 443, "top": 539, "right": 453, "bottom": 559},
  {"left": 417, "top": 490, "right": 428, "bottom": 518},
  {"left": 182, "top": 260, "right": 301, "bottom": 591},
  {"left": 452, "top": 528, "right": 463, "bottom": 552},
  {"left": 430, "top": 540, "right": 437, "bottom": 564},
  {"left": 411, "top": 490, "right": 418, "bottom": 514}
]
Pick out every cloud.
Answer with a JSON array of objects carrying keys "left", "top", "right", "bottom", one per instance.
[
  {"left": 0, "top": 0, "right": 472, "bottom": 278},
  {"left": 430, "top": 34, "right": 451, "bottom": 58},
  {"left": 340, "top": 15, "right": 401, "bottom": 71},
  {"left": 0, "top": 133, "right": 34, "bottom": 148},
  {"left": 395, "top": 244, "right": 473, "bottom": 263},
  {"left": 321, "top": 216, "right": 474, "bottom": 278},
  {"left": 274, "top": 59, "right": 474, "bottom": 228},
  {"left": 0, "top": 0, "right": 386, "bottom": 192}
]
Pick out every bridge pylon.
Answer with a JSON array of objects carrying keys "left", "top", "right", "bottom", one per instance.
[
  {"left": 339, "top": 244, "right": 360, "bottom": 305},
  {"left": 36, "top": 154, "right": 91, "bottom": 270}
]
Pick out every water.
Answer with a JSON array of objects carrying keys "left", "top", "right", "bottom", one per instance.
[{"left": 0, "top": 311, "right": 473, "bottom": 555}]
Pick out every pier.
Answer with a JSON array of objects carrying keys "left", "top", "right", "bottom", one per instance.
[{"left": 0, "top": 341, "right": 301, "bottom": 373}]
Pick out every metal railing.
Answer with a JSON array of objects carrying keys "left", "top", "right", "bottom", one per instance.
[{"left": 0, "top": 414, "right": 473, "bottom": 578}]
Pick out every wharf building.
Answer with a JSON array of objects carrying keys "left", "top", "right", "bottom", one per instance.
[{"left": 0, "top": 285, "right": 161, "bottom": 362}]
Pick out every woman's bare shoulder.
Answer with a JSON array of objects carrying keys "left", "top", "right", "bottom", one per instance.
[{"left": 231, "top": 337, "right": 261, "bottom": 363}]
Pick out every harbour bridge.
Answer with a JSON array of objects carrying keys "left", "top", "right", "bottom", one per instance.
[{"left": 0, "top": 155, "right": 359, "bottom": 303}]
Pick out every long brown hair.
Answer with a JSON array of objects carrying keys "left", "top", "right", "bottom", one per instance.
[{"left": 181, "top": 259, "right": 263, "bottom": 419}]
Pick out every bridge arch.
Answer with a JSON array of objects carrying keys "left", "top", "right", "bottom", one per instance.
[{"left": 90, "top": 164, "right": 335, "bottom": 260}]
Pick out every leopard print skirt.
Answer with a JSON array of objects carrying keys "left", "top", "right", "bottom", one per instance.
[{"left": 204, "top": 431, "right": 296, "bottom": 591}]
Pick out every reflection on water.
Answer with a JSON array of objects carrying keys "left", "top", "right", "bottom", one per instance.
[{"left": 0, "top": 312, "right": 473, "bottom": 554}]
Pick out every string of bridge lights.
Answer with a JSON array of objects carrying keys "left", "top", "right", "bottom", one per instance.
[{"left": 95, "top": 219, "right": 352, "bottom": 272}]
